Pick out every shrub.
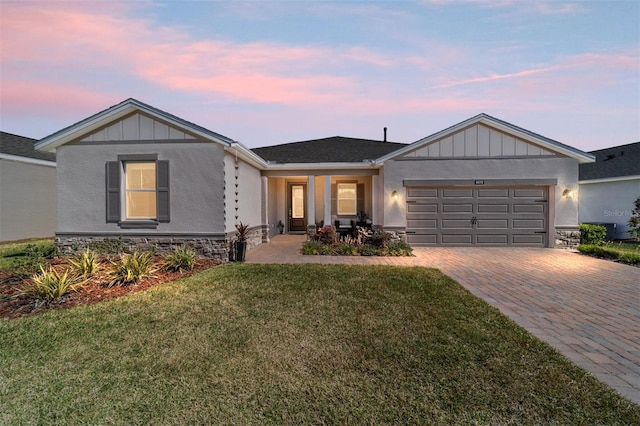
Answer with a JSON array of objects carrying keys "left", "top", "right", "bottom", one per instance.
[
  {"left": 359, "top": 244, "right": 381, "bottom": 256},
  {"left": 628, "top": 197, "right": 640, "bottom": 241},
  {"left": 165, "top": 246, "right": 196, "bottom": 272},
  {"left": 68, "top": 249, "right": 99, "bottom": 278},
  {"left": 24, "top": 241, "right": 57, "bottom": 259},
  {"left": 337, "top": 243, "right": 358, "bottom": 256},
  {"left": 367, "top": 230, "right": 393, "bottom": 248},
  {"left": 382, "top": 241, "right": 413, "bottom": 256},
  {"left": 301, "top": 240, "right": 323, "bottom": 255},
  {"left": 86, "top": 237, "right": 126, "bottom": 255},
  {"left": 108, "top": 250, "right": 155, "bottom": 287},
  {"left": 315, "top": 225, "right": 338, "bottom": 245},
  {"left": 20, "top": 265, "right": 83, "bottom": 302},
  {"left": 579, "top": 224, "right": 606, "bottom": 245}
]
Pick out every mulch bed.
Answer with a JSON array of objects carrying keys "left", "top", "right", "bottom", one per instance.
[{"left": 0, "top": 257, "right": 221, "bottom": 319}]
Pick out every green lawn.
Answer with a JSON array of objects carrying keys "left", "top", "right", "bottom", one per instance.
[
  {"left": 1, "top": 264, "right": 638, "bottom": 424},
  {"left": 578, "top": 241, "right": 640, "bottom": 265},
  {"left": 0, "top": 239, "right": 55, "bottom": 270}
]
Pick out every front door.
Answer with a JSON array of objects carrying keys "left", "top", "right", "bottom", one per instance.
[{"left": 288, "top": 183, "right": 307, "bottom": 232}]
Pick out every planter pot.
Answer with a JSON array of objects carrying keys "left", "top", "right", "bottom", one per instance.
[{"left": 234, "top": 241, "right": 247, "bottom": 262}]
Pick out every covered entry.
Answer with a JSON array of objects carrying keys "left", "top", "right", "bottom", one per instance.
[{"left": 405, "top": 185, "right": 549, "bottom": 246}]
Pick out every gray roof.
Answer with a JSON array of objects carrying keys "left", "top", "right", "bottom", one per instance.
[
  {"left": 252, "top": 136, "right": 406, "bottom": 163},
  {"left": 579, "top": 141, "right": 640, "bottom": 181},
  {"left": 0, "top": 131, "right": 56, "bottom": 162}
]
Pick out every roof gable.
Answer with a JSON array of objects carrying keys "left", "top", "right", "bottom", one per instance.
[
  {"left": 376, "top": 113, "right": 595, "bottom": 164},
  {"left": 0, "top": 131, "right": 56, "bottom": 163},
  {"left": 579, "top": 141, "right": 640, "bottom": 181},
  {"left": 35, "top": 98, "right": 235, "bottom": 152},
  {"left": 252, "top": 136, "right": 406, "bottom": 164}
]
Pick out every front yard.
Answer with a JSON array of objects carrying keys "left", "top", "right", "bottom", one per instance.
[{"left": 1, "top": 264, "right": 638, "bottom": 424}]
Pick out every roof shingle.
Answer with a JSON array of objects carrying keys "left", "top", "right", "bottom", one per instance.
[
  {"left": 252, "top": 136, "right": 406, "bottom": 163},
  {"left": 0, "top": 131, "right": 56, "bottom": 162},
  {"left": 579, "top": 141, "right": 640, "bottom": 181}
]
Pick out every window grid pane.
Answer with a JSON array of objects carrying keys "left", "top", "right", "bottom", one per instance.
[
  {"left": 337, "top": 183, "right": 357, "bottom": 215},
  {"left": 125, "top": 162, "right": 157, "bottom": 219}
]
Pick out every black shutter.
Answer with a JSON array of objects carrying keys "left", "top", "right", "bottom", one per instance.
[
  {"left": 157, "top": 160, "right": 170, "bottom": 222},
  {"left": 357, "top": 183, "right": 364, "bottom": 215},
  {"left": 106, "top": 161, "right": 120, "bottom": 222}
]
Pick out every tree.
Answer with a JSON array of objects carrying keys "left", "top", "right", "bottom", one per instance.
[{"left": 628, "top": 196, "right": 640, "bottom": 241}]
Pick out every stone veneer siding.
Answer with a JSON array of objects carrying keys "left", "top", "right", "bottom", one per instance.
[
  {"left": 554, "top": 227, "right": 581, "bottom": 249},
  {"left": 56, "top": 226, "right": 266, "bottom": 262}
]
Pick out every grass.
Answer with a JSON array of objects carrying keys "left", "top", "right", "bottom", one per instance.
[
  {"left": 1, "top": 264, "right": 638, "bottom": 424},
  {"left": 0, "top": 239, "right": 55, "bottom": 270},
  {"left": 578, "top": 241, "right": 640, "bottom": 265}
]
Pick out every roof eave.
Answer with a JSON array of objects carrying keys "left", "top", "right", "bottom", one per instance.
[
  {"left": 266, "top": 161, "right": 380, "bottom": 171},
  {"left": 227, "top": 142, "right": 269, "bottom": 170}
]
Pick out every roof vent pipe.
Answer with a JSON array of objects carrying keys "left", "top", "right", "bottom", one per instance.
[{"left": 383, "top": 127, "right": 387, "bottom": 142}]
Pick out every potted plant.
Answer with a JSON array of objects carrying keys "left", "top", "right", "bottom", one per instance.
[
  {"left": 277, "top": 220, "right": 284, "bottom": 234},
  {"left": 234, "top": 222, "right": 250, "bottom": 262}
]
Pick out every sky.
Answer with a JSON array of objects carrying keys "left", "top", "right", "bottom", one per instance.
[{"left": 0, "top": 0, "right": 638, "bottom": 151}]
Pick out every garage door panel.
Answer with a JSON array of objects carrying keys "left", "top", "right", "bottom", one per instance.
[
  {"left": 406, "top": 234, "right": 438, "bottom": 245},
  {"left": 407, "top": 188, "right": 438, "bottom": 198},
  {"left": 442, "top": 203, "right": 473, "bottom": 213},
  {"left": 477, "top": 189, "right": 509, "bottom": 198},
  {"left": 477, "top": 204, "right": 509, "bottom": 213},
  {"left": 514, "top": 188, "right": 546, "bottom": 198},
  {"left": 513, "top": 219, "right": 544, "bottom": 229},
  {"left": 442, "top": 234, "right": 473, "bottom": 244},
  {"left": 513, "top": 204, "right": 545, "bottom": 213},
  {"left": 442, "top": 219, "right": 473, "bottom": 229},
  {"left": 407, "top": 204, "right": 438, "bottom": 213},
  {"left": 512, "top": 234, "right": 545, "bottom": 245},
  {"left": 442, "top": 189, "right": 473, "bottom": 198},
  {"left": 476, "top": 219, "right": 509, "bottom": 229},
  {"left": 407, "top": 219, "right": 437, "bottom": 229},
  {"left": 477, "top": 234, "right": 509, "bottom": 244}
]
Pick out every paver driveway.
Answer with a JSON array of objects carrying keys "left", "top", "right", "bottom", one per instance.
[{"left": 247, "top": 235, "right": 640, "bottom": 404}]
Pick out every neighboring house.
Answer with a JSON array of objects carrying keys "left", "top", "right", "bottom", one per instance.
[
  {"left": 36, "top": 98, "right": 594, "bottom": 259},
  {"left": 578, "top": 142, "right": 640, "bottom": 240},
  {"left": 0, "top": 131, "right": 57, "bottom": 242}
]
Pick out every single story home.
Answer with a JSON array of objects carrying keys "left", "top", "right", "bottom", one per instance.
[
  {"left": 579, "top": 142, "right": 640, "bottom": 240},
  {"left": 35, "top": 98, "right": 595, "bottom": 259},
  {"left": 0, "top": 131, "right": 57, "bottom": 242}
]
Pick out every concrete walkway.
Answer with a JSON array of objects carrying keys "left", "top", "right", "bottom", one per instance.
[{"left": 247, "top": 235, "right": 640, "bottom": 404}]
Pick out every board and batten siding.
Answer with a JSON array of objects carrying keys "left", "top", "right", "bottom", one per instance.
[
  {"left": 403, "top": 124, "right": 557, "bottom": 159},
  {"left": 81, "top": 113, "right": 197, "bottom": 142}
]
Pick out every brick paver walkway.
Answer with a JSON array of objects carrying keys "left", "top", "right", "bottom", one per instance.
[{"left": 247, "top": 235, "right": 640, "bottom": 404}]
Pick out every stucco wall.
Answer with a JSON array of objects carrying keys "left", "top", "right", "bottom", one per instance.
[
  {"left": 224, "top": 153, "right": 263, "bottom": 233},
  {"left": 56, "top": 140, "right": 225, "bottom": 234},
  {"left": 579, "top": 178, "right": 640, "bottom": 240},
  {"left": 382, "top": 157, "right": 580, "bottom": 230},
  {"left": 0, "top": 159, "right": 56, "bottom": 241}
]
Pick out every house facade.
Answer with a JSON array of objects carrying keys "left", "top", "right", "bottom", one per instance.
[
  {"left": 36, "top": 99, "right": 594, "bottom": 259},
  {"left": 0, "top": 132, "right": 57, "bottom": 242},
  {"left": 578, "top": 142, "right": 640, "bottom": 240}
]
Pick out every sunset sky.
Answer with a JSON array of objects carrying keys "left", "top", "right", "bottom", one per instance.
[{"left": 1, "top": 0, "right": 638, "bottom": 151}]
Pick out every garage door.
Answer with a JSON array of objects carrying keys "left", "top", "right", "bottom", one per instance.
[{"left": 406, "top": 186, "right": 548, "bottom": 246}]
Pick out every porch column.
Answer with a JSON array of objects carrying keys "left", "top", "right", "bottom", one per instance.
[
  {"left": 261, "top": 176, "right": 269, "bottom": 242},
  {"left": 372, "top": 175, "right": 379, "bottom": 227},
  {"left": 324, "top": 175, "right": 332, "bottom": 227},
  {"left": 307, "top": 175, "right": 316, "bottom": 228}
]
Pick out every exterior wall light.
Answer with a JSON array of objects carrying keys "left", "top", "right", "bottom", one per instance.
[
  {"left": 562, "top": 189, "right": 575, "bottom": 199},
  {"left": 391, "top": 190, "right": 399, "bottom": 201}
]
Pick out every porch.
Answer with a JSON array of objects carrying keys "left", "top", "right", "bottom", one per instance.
[{"left": 262, "top": 170, "right": 385, "bottom": 238}]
